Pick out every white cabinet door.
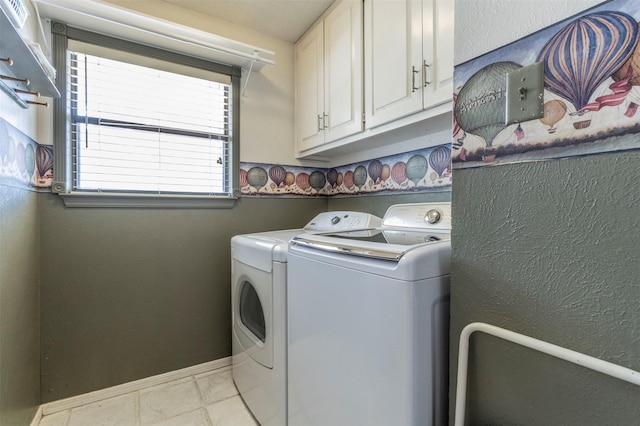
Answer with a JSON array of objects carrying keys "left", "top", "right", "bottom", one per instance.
[
  {"left": 295, "top": 0, "right": 363, "bottom": 153},
  {"left": 365, "top": 0, "right": 423, "bottom": 129},
  {"left": 324, "top": 0, "right": 363, "bottom": 143},
  {"left": 296, "top": 23, "right": 324, "bottom": 152},
  {"left": 423, "top": 0, "right": 454, "bottom": 108}
]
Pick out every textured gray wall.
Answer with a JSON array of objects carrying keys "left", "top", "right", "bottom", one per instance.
[
  {"left": 450, "top": 152, "right": 640, "bottom": 425},
  {"left": 39, "top": 195, "right": 327, "bottom": 402},
  {"left": 0, "top": 186, "right": 41, "bottom": 425}
]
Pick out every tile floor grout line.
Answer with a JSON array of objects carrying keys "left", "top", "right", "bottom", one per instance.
[
  {"left": 38, "top": 367, "right": 256, "bottom": 426},
  {"left": 194, "top": 375, "right": 216, "bottom": 426},
  {"left": 135, "top": 390, "right": 141, "bottom": 426}
]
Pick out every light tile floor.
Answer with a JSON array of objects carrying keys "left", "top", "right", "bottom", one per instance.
[{"left": 37, "top": 366, "right": 258, "bottom": 426}]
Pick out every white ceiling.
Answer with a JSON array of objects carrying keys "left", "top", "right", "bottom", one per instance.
[{"left": 154, "top": 0, "right": 334, "bottom": 43}]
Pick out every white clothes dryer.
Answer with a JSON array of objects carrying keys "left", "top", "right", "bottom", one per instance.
[
  {"left": 287, "top": 203, "right": 452, "bottom": 426},
  {"left": 231, "top": 212, "right": 381, "bottom": 426}
]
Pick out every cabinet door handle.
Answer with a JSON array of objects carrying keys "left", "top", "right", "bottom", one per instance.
[
  {"left": 317, "top": 114, "right": 323, "bottom": 132},
  {"left": 323, "top": 113, "right": 329, "bottom": 129},
  {"left": 411, "top": 66, "right": 419, "bottom": 93},
  {"left": 423, "top": 61, "right": 432, "bottom": 87}
]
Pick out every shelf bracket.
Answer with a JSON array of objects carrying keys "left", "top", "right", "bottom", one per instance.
[
  {"left": 241, "top": 50, "right": 258, "bottom": 97},
  {"left": 0, "top": 79, "right": 28, "bottom": 108}
]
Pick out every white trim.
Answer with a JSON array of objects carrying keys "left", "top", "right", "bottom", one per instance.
[
  {"left": 29, "top": 405, "right": 43, "bottom": 426},
  {"left": 31, "top": 0, "right": 275, "bottom": 71},
  {"left": 39, "top": 357, "right": 232, "bottom": 417},
  {"left": 454, "top": 322, "right": 640, "bottom": 426},
  {"left": 59, "top": 192, "right": 238, "bottom": 209}
]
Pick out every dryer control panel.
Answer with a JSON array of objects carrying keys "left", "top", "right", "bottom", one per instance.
[{"left": 304, "top": 211, "right": 382, "bottom": 232}]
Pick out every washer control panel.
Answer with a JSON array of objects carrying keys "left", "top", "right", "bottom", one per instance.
[
  {"left": 304, "top": 211, "right": 382, "bottom": 232},
  {"left": 382, "top": 203, "right": 452, "bottom": 231}
]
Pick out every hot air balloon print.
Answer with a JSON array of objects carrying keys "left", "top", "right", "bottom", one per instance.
[
  {"left": 0, "top": 122, "right": 8, "bottom": 163},
  {"left": 406, "top": 155, "right": 428, "bottom": 186},
  {"left": 296, "top": 172, "right": 310, "bottom": 191},
  {"left": 16, "top": 143, "right": 26, "bottom": 175},
  {"left": 336, "top": 172, "right": 344, "bottom": 187},
  {"left": 269, "top": 165, "right": 287, "bottom": 187},
  {"left": 454, "top": 61, "right": 522, "bottom": 147},
  {"left": 380, "top": 164, "right": 390, "bottom": 182},
  {"left": 239, "top": 169, "right": 248, "bottom": 187},
  {"left": 25, "top": 144, "right": 35, "bottom": 178},
  {"left": 613, "top": 22, "right": 640, "bottom": 117},
  {"left": 539, "top": 100, "right": 567, "bottom": 133},
  {"left": 327, "top": 168, "right": 338, "bottom": 188},
  {"left": 7, "top": 137, "right": 16, "bottom": 164},
  {"left": 367, "top": 160, "right": 383, "bottom": 184},
  {"left": 428, "top": 146, "right": 451, "bottom": 179},
  {"left": 36, "top": 145, "right": 54, "bottom": 181},
  {"left": 284, "top": 172, "right": 295, "bottom": 187},
  {"left": 343, "top": 170, "right": 355, "bottom": 189},
  {"left": 247, "top": 167, "right": 268, "bottom": 190},
  {"left": 537, "top": 11, "right": 639, "bottom": 129},
  {"left": 309, "top": 171, "right": 326, "bottom": 192},
  {"left": 391, "top": 161, "right": 407, "bottom": 185},
  {"left": 353, "top": 166, "right": 367, "bottom": 190}
]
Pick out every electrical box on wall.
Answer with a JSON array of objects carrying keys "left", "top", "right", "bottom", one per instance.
[{"left": 505, "top": 61, "right": 545, "bottom": 125}]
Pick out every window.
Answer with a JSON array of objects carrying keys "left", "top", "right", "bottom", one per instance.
[{"left": 52, "top": 25, "right": 241, "bottom": 207}]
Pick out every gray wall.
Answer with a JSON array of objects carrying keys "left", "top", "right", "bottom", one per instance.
[
  {"left": 39, "top": 195, "right": 326, "bottom": 402},
  {"left": 0, "top": 186, "right": 41, "bottom": 425},
  {"left": 38, "top": 188, "right": 452, "bottom": 403},
  {"left": 449, "top": 152, "right": 640, "bottom": 425}
]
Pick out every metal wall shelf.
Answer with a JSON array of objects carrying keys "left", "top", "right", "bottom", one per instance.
[{"left": 0, "top": 7, "right": 59, "bottom": 108}]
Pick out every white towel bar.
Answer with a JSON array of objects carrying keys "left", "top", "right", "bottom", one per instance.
[{"left": 454, "top": 322, "right": 640, "bottom": 426}]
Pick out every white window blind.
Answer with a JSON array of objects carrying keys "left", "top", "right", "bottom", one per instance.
[{"left": 69, "top": 48, "right": 232, "bottom": 195}]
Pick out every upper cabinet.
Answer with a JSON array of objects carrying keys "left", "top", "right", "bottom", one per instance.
[
  {"left": 294, "top": 0, "right": 453, "bottom": 159},
  {"left": 364, "top": 0, "right": 453, "bottom": 129},
  {"left": 295, "top": 0, "right": 363, "bottom": 153}
]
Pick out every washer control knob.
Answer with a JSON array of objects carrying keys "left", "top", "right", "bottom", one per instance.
[
  {"left": 331, "top": 216, "right": 341, "bottom": 225},
  {"left": 425, "top": 209, "right": 441, "bottom": 224}
]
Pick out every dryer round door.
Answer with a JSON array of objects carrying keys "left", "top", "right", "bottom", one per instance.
[{"left": 232, "top": 260, "right": 273, "bottom": 368}]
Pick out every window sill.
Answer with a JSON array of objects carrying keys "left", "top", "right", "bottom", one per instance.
[{"left": 59, "top": 192, "right": 238, "bottom": 208}]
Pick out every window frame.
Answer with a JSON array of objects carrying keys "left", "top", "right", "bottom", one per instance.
[{"left": 51, "top": 23, "right": 241, "bottom": 208}]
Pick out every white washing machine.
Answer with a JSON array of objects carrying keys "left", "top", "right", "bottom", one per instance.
[
  {"left": 231, "top": 211, "right": 381, "bottom": 426},
  {"left": 287, "top": 203, "right": 452, "bottom": 426}
]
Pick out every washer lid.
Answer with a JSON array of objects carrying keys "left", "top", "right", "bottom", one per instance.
[
  {"left": 289, "top": 234, "right": 451, "bottom": 279},
  {"left": 290, "top": 232, "right": 449, "bottom": 261},
  {"left": 232, "top": 229, "right": 303, "bottom": 270},
  {"left": 290, "top": 203, "right": 452, "bottom": 261}
]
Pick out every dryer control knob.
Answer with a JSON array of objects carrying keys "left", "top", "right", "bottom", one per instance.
[
  {"left": 425, "top": 209, "right": 441, "bottom": 224},
  {"left": 331, "top": 216, "right": 341, "bottom": 224}
]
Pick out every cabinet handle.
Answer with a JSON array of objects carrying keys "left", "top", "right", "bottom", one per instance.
[
  {"left": 323, "top": 113, "right": 329, "bottom": 130},
  {"left": 317, "top": 114, "right": 323, "bottom": 132},
  {"left": 423, "top": 61, "right": 432, "bottom": 87},
  {"left": 0, "top": 57, "right": 13, "bottom": 66},
  {"left": 411, "top": 66, "right": 419, "bottom": 93}
]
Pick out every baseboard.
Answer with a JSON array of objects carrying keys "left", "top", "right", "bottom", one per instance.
[
  {"left": 37, "top": 357, "right": 232, "bottom": 418},
  {"left": 29, "top": 405, "right": 43, "bottom": 426}
]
